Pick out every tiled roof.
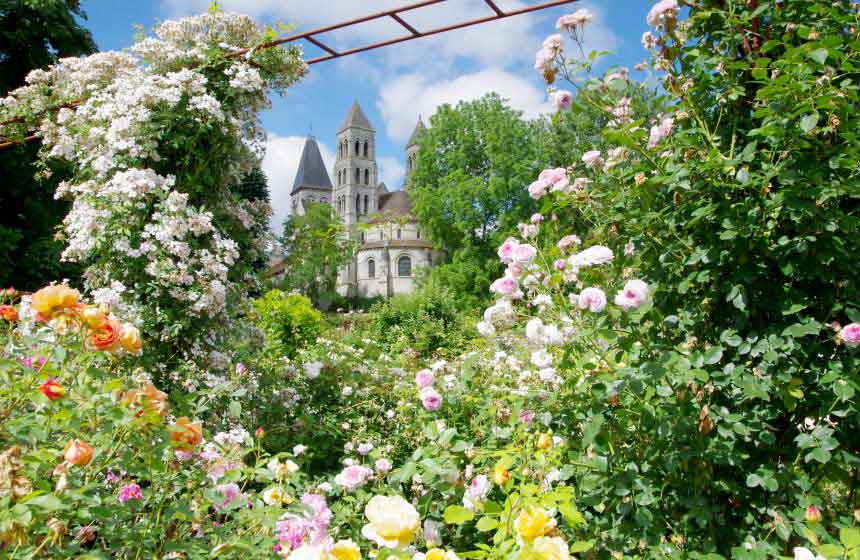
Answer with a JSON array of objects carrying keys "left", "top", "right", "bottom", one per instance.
[{"left": 290, "top": 136, "right": 332, "bottom": 195}]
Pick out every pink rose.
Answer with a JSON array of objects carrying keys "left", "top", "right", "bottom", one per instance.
[
  {"left": 646, "top": 0, "right": 679, "bottom": 27},
  {"left": 375, "top": 458, "right": 392, "bottom": 474},
  {"left": 840, "top": 323, "right": 860, "bottom": 347},
  {"left": 556, "top": 8, "right": 592, "bottom": 31},
  {"left": 519, "top": 410, "right": 535, "bottom": 424},
  {"left": 531, "top": 213, "right": 544, "bottom": 224},
  {"left": 614, "top": 280, "right": 649, "bottom": 310},
  {"left": 490, "top": 276, "right": 518, "bottom": 297},
  {"left": 420, "top": 388, "right": 442, "bottom": 411},
  {"left": 577, "top": 287, "right": 607, "bottom": 312},
  {"left": 534, "top": 47, "right": 555, "bottom": 71},
  {"left": 582, "top": 150, "right": 604, "bottom": 169},
  {"left": 551, "top": 89, "right": 573, "bottom": 111},
  {"left": 513, "top": 244, "right": 537, "bottom": 264},
  {"left": 528, "top": 179, "right": 549, "bottom": 199},
  {"left": 334, "top": 465, "right": 373, "bottom": 491},
  {"left": 554, "top": 259, "right": 566, "bottom": 271},
  {"left": 497, "top": 237, "right": 520, "bottom": 262},
  {"left": 118, "top": 483, "right": 143, "bottom": 503},
  {"left": 557, "top": 234, "right": 581, "bottom": 252},
  {"left": 415, "top": 368, "right": 434, "bottom": 388}
]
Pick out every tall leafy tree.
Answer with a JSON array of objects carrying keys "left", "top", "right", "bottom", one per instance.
[
  {"left": 409, "top": 94, "right": 540, "bottom": 305},
  {"left": 0, "top": 0, "right": 97, "bottom": 290},
  {"left": 279, "top": 202, "right": 356, "bottom": 308}
]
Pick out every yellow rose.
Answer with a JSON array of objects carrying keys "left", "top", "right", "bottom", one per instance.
[
  {"left": 425, "top": 549, "right": 459, "bottom": 560},
  {"left": 361, "top": 495, "right": 420, "bottom": 549},
  {"left": 537, "top": 433, "right": 553, "bottom": 450},
  {"left": 119, "top": 323, "right": 143, "bottom": 353},
  {"left": 493, "top": 465, "right": 510, "bottom": 485},
  {"left": 531, "top": 537, "right": 569, "bottom": 560},
  {"left": 515, "top": 507, "right": 555, "bottom": 540},
  {"left": 31, "top": 284, "right": 80, "bottom": 320},
  {"left": 79, "top": 305, "right": 108, "bottom": 329},
  {"left": 329, "top": 540, "right": 361, "bottom": 560}
]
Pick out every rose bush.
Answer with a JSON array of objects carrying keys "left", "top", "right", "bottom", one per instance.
[{"left": 2, "top": 1, "right": 860, "bottom": 559}]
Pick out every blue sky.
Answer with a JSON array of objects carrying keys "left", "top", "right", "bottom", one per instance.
[{"left": 78, "top": 0, "right": 656, "bottom": 228}]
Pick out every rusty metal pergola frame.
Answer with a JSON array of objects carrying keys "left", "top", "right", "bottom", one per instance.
[
  {"left": 266, "top": 0, "right": 579, "bottom": 65},
  {"left": 0, "top": 0, "right": 579, "bottom": 150}
]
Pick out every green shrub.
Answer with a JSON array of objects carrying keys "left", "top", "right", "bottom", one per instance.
[
  {"left": 367, "top": 288, "right": 472, "bottom": 357},
  {"left": 253, "top": 290, "right": 322, "bottom": 358}
]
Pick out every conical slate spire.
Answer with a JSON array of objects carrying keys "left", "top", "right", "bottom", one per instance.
[
  {"left": 406, "top": 116, "right": 426, "bottom": 148},
  {"left": 339, "top": 101, "right": 374, "bottom": 132},
  {"left": 291, "top": 136, "right": 333, "bottom": 195}
]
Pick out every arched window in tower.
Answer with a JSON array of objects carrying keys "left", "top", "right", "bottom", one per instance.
[
  {"left": 397, "top": 228, "right": 401, "bottom": 240},
  {"left": 367, "top": 258, "right": 375, "bottom": 278},
  {"left": 363, "top": 141, "right": 368, "bottom": 157},
  {"left": 398, "top": 255, "right": 412, "bottom": 277},
  {"left": 364, "top": 169, "right": 369, "bottom": 185},
  {"left": 354, "top": 140, "right": 360, "bottom": 155},
  {"left": 363, "top": 195, "right": 368, "bottom": 214},
  {"left": 355, "top": 168, "right": 360, "bottom": 183},
  {"left": 417, "top": 230, "right": 421, "bottom": 239}
]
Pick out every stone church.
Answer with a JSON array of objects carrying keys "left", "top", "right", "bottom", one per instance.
[{"left": 289, "top": 102, "right": 440, "bottom": 298}]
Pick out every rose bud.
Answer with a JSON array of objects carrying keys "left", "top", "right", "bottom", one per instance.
[
  {"left": 40, "top": 378, "right": 66, "bottom": 401},
  {"left": 805, "top": 505, "right": 822, "bottom": 524},
  {"left": 64, "top": 439, "right": 94, "bottom": 467},
  {"left": 0, "top": 304, "right": 18, "bottom": 322},
  {"left": 255, "top": 426, "right": 265, "bottom": 439}
]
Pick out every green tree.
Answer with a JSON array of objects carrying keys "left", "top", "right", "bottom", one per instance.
[
  {"left": 279, "top": 202, "right": 355, "bottom": 308},
  {"left": 231, "top": 166, "right": 270, "bottom": 203},
  {"left": 0, "top": 0, "right": 97, "bottom": 290},
  {"left": 409, "top": 94, "right": 540, "bottom": 305}
]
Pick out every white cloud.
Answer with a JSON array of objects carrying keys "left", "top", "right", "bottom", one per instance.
[
  {"left": 377, "top": 156, "right": 406, "bottom": 190},
  {"left": 159, "top": 0, "right": 598, "bottom": 71},
  {"left": 262, "top": 133, "right": 334, "bottom": 231},
  {"left": 378, "top": 68, "right": 553, "bottom": 142}
]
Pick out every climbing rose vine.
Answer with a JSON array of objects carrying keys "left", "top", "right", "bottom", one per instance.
[{"left": 0, "top": 12, "right": 306, "bottom": 369}]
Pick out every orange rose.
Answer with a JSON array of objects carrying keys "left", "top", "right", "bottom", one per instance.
[
  {"left": 123, "top": 384, "right": 169, "bottom": 419},
  {"left": 39, "top": 378, "right": 66, "bottom": 401},
  {"left": 79, "top": 305, "right": 108, "bottom": 330},
  {"left": 88, "top": 320, "right": 121, "bottom": 352},
  {"left": 64, "top": 439, "right": 94, "bottom": 467},
  {"left": 170, "top": 417, "right": 203, "bottom": 450},
  {"left": 31, "top": 285, "right": 80, "bottom": 320},
  {"left": 0, "top": 305, "right": 18, "bottom": 322},
  {"left": 119, "top": 324, "right": 143, "bottom": 353}
]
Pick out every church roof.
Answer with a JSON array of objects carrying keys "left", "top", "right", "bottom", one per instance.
[
  {"left": 376, "top": 182, "right": 389, "bottom": 194},
  {"left": 291, "top": 136, "right": 332, "bottom": 195},
  {"left": 339, "top": 101, "right": 374, "bottom": 132},
  {"left": 406, "top": 117, "right": 426, "bottom": 148},
  {"left": 370, "top": 190, "right": 413, "bottom": 223}
]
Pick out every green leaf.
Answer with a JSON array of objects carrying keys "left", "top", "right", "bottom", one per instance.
[
  {"left": 809, "top": 48, "right": 828, "bottom": 64},
  {"left": 570, "top": 541, "right": 595, "bottom": 553},
  {"left": 475, "top": 517, "right": 499, "bottom": 532},
  {"left": 24, "top": 493, "right": 66, "bottom": 511},
  {"left": 228, "top": 401, "right": 241, "bottom": 418},
  {"left": 800, "top": 114, "right": 818, "bottom": 134},
  {"left": 443, "top": 505, "right": 475, "bottom": 525},
  {"left": 840, "top": 527, "right": 860, "bottom": 549},
  {"left": 703, "top": 346, "right": 723, "bottom": 365},
  {"left": 805, "top": 447, "right": 831, "bottom": 464}
]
